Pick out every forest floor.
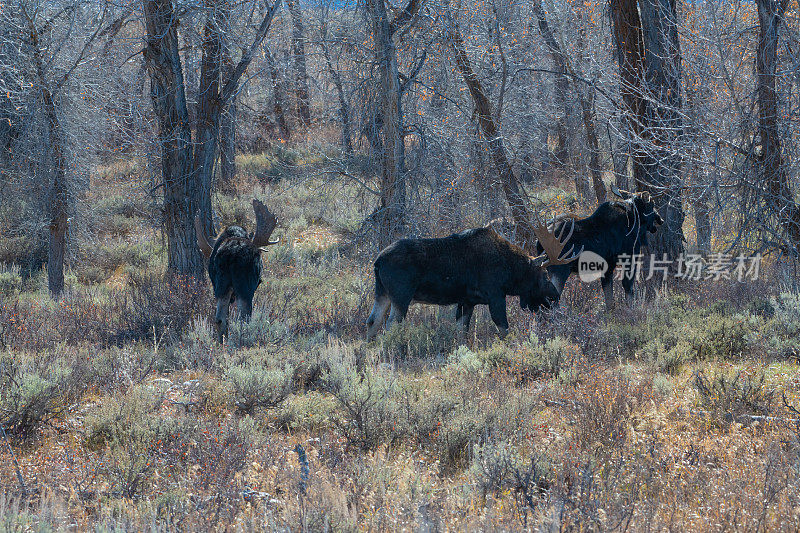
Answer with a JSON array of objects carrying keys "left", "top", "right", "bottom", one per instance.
[{"left": 2, "top": 149, "right": 800, "bottom": 531}]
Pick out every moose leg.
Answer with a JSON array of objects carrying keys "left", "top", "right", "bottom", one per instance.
[
  {"left": 386, "top": 299, "right": 410, "bottom": 328},
  {"left": 601, "top": 270, "right": 614, "bottom": 311},
  {"left": 459, "top": 304, "right": 475, "bottom": 331},
  {"left": 215, "top": 288, "right": 234, "bottom": 342},
  {"left": 622, "top": 273, "right": 635, "bottom": 306},
  {"left": 366, "top": 295, "right": 391, "bottom": 340},
  {"left": 488, "top": 296, "right": 509, "bottom": 337},
  {"left": 237, "top": 295, "right": 254, "bottom": 322}
]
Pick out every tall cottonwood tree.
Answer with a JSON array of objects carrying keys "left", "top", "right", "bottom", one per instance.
[
  {"left": 755, "top": 0, "right": 800, "bottom": 247},
  {"left": 9, "top": 0, "right": 122, "bottom": 296},
  {"left": 611, "top": 0, "right": 685, "bottom": 259},
  {"left": 365, "top": 0, "right": 423, "bottom": 248},
  {"left": 142, "top": 0, "right": 280, "bottom": 277},
  {"left": 287, "top": 0, "right": 312, "bottom": 127}
]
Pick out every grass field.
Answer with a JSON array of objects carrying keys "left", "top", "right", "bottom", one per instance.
[{"left": 2, "top": 150, "right": 800, "bottom": 531}]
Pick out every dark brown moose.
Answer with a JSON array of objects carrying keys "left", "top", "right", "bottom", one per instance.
[
  {"left": 366, "top": 219, "right": 581, "bottom": 339},
  {"left": 195, "top": 199, "right": 280, "bottom": 342},
  {"left": 536, "top": 185, "right": 664, "bottom": 309}
]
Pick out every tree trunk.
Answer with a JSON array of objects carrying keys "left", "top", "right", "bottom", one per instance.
[
  {"left": 611, "top": 0, "right": 685, "bottom": 259},
  {"left": 449, "top": 19, "right": 536, "bottom": 249},
  {"left": 610, "top": 0, "right": 646, "bottom": 184},
  {"left": 194, "top": 8, "right": 224, "bottom": 241},
  {"left": 578, "top": 88, "right": 606, "bottom": 204},
  {"left": 366, "top": 0, "right": 406, "bottom": 248},
  {"left": 266, "top": 48, "right": 290, "bottom": 141},
  {"left": 638, "top": 0, "right": 686, "bottom": 259},
  {"left": 27, "top": 17, "right": 70, "bottom": 296},
  {"left": 142, "top": 0, "right": 203, "bottom": 277},
  {"left": 755, "top": 0, "right": 800, "bottom": 244},
  {"left": 320, "top": 19, "right": 353, "bottom": 154},
  {"left": 43, "top": 90, "right": 69, "bottom": 298},
  {"left": 219, "top": 39, "right": 237, "bottom": 190},
  {"left": 287, "top": 0, "right": 312, "bottom": 127}
]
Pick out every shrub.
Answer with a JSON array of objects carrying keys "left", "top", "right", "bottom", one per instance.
[
  {"left": 469, "top": 441, "right": 552, "bottom": 506},
  {"left": 638, "top": 338, "right": 691, "bottom": 374},
  {"left": 0, "top": 264, "right": 22, "bottom": 298},
  {"left": 562, "top": 371, "right": 651, "bottom": 453},
  {"left": 114, "top": 272, "right": 208, "bottom": 344},
  {"left": 0, "top": 349, "right": 88, "bottom": 439},
  {"left": 225, "top": 309, "right": 292, "bottom": 349},
  {"left": 693, "top": 368, "right": 774, "bottom": 426},
  {"left": 446, "top": 345, "right": 486, "bottom": 374},
  {"left": 223, "top": 358, "right": 294, "bottom": 414},
  {"left": 687, "top": 315, "right": 749, "bottom": 361},
  {"left": 761, "top": 292, "right": 800, "bottom": 359},
  {"left": 273, "top": 391, "right": 338, "bottom": 432},
  {"left": 518, "top": 334, "right": 577, "bottom": 382},
  {"left": 382, "top": 319, "right": 462, "bottom": 363},
  {"left": 85, "top": 385, "right": 182, "bottom": 497},
  {"left": 322, "top": 343, "right": 400, "bottom": 450}
]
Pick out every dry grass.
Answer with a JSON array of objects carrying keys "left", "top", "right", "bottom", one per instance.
[{"left": 2, "top": 153, "right": 800, "bottom": 531}]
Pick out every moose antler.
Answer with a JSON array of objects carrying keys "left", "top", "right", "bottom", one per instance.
[
  {"left": 250, "top": 199, "right": 280, "bottom": 247},
  {"left": 611, "top": 183, "right": 631, "bottom": 199},
  {"left": 195, "top": 215, "right": 214, "bottom": 259},
  {"left": 532, "top": 216, "right": 583, "bottom": 268},
  {"left": 612, "top": 184, "right": 655, "bottom": 203}
]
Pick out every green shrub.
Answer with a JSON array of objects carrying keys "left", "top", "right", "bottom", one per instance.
[
  {"left": 638, "top": 338, "right": 691, "bottom": 374},
  {"left": 0, "top": 264, "right": 22, "bottom": 298},
  {"left": 322, "top": 343, "right": 400, "bottom": 450},
  {"left": 225, "top": 309, "right": 292, "bottom": 349},
  {"left": 0, "top": 349, "right": 88, "bottom": 439},
  {"left": 223, "top": 358, "right": 294, "bottom": 414},
  {"left": 382, "top": 319, "right": 461, "bottom": 362},
  {"left": 446, "top": 345, "right": 486, "bottom": 374},
  {"left": 687, "top": 315, "right": 748, "bottom": 361},
  {"left": 273, "top": 391, "right": 338, "bottom": 432},
  {"left": 85, "top": 385, "right": 182, "bottom": 497},
  {"left": 519, "top": 334, "right": 576, "bottom": 381},
  {"left": 759, "top": 293, "right": 800, "bottom": 359}
]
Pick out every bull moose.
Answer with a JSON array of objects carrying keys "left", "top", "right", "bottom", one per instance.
[
  {"left": 195, "top": 199, "right": 280, "bottom": 342},
  {"left": 365, "top": 219, "right": 581, "bottom": 340},
  {"left": 536, "top": 185, "right": 664, "bottom": 309}
]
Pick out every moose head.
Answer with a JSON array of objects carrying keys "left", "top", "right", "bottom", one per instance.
[
  {"left": 195, "top": 199, "right": 280, "bottom": 342},
  {"left": 611, "top": 184, "right": 664, "bottom": 236}
]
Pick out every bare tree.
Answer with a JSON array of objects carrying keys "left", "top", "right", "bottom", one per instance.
[
  {"left": 142, "top": 0, "right": 281, "bottom": 277},
  {"left": 755, "top": 0, "right": 800, "bottom": 247},
  {"left": 265, "top": 48, "right": 291, "bottom": 141},
  {"left": 364, "top": 0, "right": 423, "bottom": 248},
  {"left": 6, "top": 0, "right": 122, "bottom": 296},
  {"left": 318, "top": 7, "right": 353, "bottom": 154},
  {"left": 446, "top": 6, "right": 537, "bottom": 248},
  {"left": 611, "top": 0, "right": 685, "bottom": 258},
  {"left": 531, "top": 0, "right": 605, "bottom": 204},
  {"left": 287, "top": 0, "right": 312, "bottom": 127}
]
